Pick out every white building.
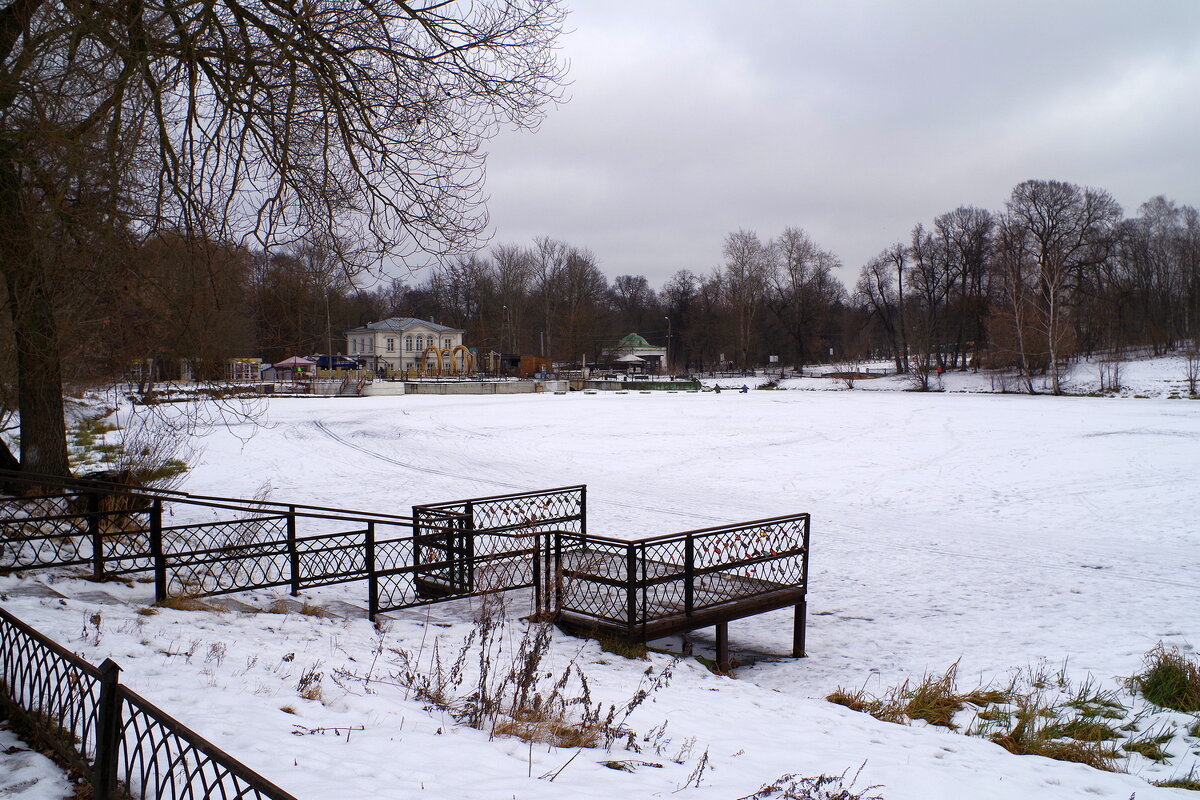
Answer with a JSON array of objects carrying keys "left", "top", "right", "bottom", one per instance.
[{"left": 344, "top": 317, "right": 468, "bottom": 374}]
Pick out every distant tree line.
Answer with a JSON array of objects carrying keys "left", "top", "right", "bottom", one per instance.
[
  {"left": 856, "top": 181, "right": 1199, "bottom": 393},
  {"left": 30, "top": 179, "right": 1198, "bottom": 395}
]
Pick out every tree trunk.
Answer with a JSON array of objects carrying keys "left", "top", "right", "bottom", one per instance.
[
  {"left": 0, "top": 155, "right": 71, "bottom": 477},
  {"left": 5, "top": 265, "right": 70, "bottom": 476}
]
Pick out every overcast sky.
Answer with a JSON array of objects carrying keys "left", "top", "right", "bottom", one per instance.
[{"left": 474, "top": 0, "right": 1200, "bottom": 289}]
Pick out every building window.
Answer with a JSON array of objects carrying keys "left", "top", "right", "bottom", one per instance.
[
  {"left": 405, "top": 336, "right": 413, "bottom": 352},
  {"left": 416, "top": 335, "right": 424, "bottom": 350},
  {"left": 443, "top": 338, "right": 451, "bottom": 350},
  {"left": 386, "top": 338, "right": 395, "bottom": 352}
]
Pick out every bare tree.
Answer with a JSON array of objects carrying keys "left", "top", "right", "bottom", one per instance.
[
  {"left": 721, "top": 229, "right": 769, "bottom": 368},
  {"left": 531, "top": 236, "right": 570, "bottom": 358},
  {"left": 1001, "top": 180, "right": 1121, "bottom": 394},
  {"left": 765, "top": 227, "right": 843, "bottom": 368},
  {"left": 855, "top": 246, "right": 908, "bottom": 374},
  {"left": 933, "top": 206, "right": 994, "bottom": 369},
  {"left": 0, "top": 0, "right": 566, "bottom": 475}
]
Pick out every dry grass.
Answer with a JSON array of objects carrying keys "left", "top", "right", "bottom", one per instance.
[
  {"left": 360, "top": 593, "right": 673, "bottom": 751},
  {"left": 1121, "top": 726, "right": 1174, "bottom": 763},
  {"left": 826, "top": 687, "right": 906, "bottom": 725},
  {"left": 597, "top": 633, "right": 648, "bottom": 660},
  {"left": 990, "top": 703, "right": 1120, "bottom": 772},
  {"left": 154, "top": 594, "right": 218, "bottom": 612},
  {"left": 1154, "top": 773, "right": 1200, "bottom": 791},
  {"left": 828, "top": 663, "right": 978, "bottom": 730},
  {"left": 266, "top": 599, "right": 332, "bottom": 618},
  {"left": 827, "top": 661, "right": 1142, "bottom": 774},
  {"left": 1127, "top": 644, "right": 1200, "bottom": 713},
  {"left": 493, "top": 714, "right": 600, "bottom": 749}
]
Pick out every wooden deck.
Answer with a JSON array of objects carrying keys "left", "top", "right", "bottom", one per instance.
[{"left": 555, "top": 548, "right": 807, "bottom": 665}]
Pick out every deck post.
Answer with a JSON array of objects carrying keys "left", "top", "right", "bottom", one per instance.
[
  {"left": 625, "top": 542, "right": 637, "bottom": 638},
  {"left": 793, "top": 598, "right": 807, "bottom": 658},
  {"left": 553, "top": 531, "right": 563, "bottom": 612},
  {"left": 683, "top": 533, "right": 694, "bottom": 615},
  {"left": 366, "top": 521, "right": 377, "bottom": 621},
  {"left": 715, "top": 621, "right": 729, "bottom": 672},
  {"left": 463, "top": 502, "right": 475, "bottom": 593},
  {"left": 532, "top": 532, "right": 541, "bottom": 614}
]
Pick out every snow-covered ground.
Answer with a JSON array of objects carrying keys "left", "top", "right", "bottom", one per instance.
[
  {"left": 4, "top": 358, "right": 1200, "bottom": 799},
  {"left": 706, "top": 351, "right": 1199, "bottom": 398},
  {"left": 0, "top": 723, "right": 72, "bottom": 800}
]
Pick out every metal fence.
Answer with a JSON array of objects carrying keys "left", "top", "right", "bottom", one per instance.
[
  {"left": 0, "top": 606, "right": 297, "bottom": 800},
  {"left": 552, "top": 513, "right": 810, "bottom": 644},
  {"left": 0, "top": 471, "right": 807, "bottom": 649},
  {"left": 406, "top": 486, "right": 585, "bottom": 613},
  {"left": 0, "top": 471, "right": 585, "bottom": 620}
]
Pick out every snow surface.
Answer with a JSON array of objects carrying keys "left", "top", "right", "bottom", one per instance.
[
  {"left": 4, "top": 361, "right": 1200, "bottom": 798},
  {"left": 0, "top": 723, "right": 72, "bottom": 800}
]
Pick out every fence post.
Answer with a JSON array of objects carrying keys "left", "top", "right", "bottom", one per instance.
[
  {"left": 684, "top": 533, "right": 694, "bottom": 616},
  {"left": 287, "top": 507, "right": 299, "bottom": 596},
  {"left": 150, "top": 499, "right": 165, "bottom": 602},
  {"left": 625, "top": 542, "right": 637, "bottom": 638},
  {"left": 366, "top": 522, "right": 377, "bottom": 621},
  {"left": 462, "top": 512, "right": 474, "bottom": 593},
  {"left": 553, "top": 532, "right": 563, "bottom": 611},
  {"left": 463, "top": 502, "right": 475, "bottom": 593},
  {"left": 532, "top": 533, "right": 541, "bottom": 616},
  {"left": 93, "top": 658, "right": 121, "bottom": 800},
  {"left": 411, "top": 508, "right": 422, "bottom": 577},
  {"left": 579, "top": 486, "right": 587, "bottom": 535},
  {"left": 87, "top": 492, "right": 102, "bottom": 581}
]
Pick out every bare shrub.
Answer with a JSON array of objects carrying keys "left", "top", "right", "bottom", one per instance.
[
  {"left": 1184, "top": 347, "right": 1200, "bottom": 396},
  {"left": 348, "top": 594, "right": 673, "bottom": 750},
  {"left": 297, "top": 662, "right": 325, "bottom": 703},
  {"left": 905, "top": 356, "right": 934, "bottom": 391},
  {"left": 739, "top": 763, "right": 884, "bottom": 800},
  {"left": 1097, "top": 357, "right": 1123, "bottom": 394}
]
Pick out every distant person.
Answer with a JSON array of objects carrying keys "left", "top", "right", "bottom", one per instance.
[{"left": 740, "top": 384, "right": 749, "bottom": 393}]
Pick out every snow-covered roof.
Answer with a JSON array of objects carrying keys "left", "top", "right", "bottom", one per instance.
[
  {"left": 618, "top": 333, "right": 656, "bottom": 349},
  {"left": 344, "top": 317, "right": 463, "bottom": 335}
]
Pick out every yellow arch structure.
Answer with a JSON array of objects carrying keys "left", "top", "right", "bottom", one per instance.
[
  {"left": 419, "top": 346, "right": 443, "bottom": 376},
  {"left": 416, "top": 345, "right": 475, "bottom": 376},
  {"left": 450, "top": 345, "right": 474, "bottom": 374}
]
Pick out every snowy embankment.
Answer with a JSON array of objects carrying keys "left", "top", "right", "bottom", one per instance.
[
  {"left": 705, "top": 351, "right": 1198, "bottom": 398},
  {"left": 3, "top": 376, "right": 1200, "bottom": 798}
]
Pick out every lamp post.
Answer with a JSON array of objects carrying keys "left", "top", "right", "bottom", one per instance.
[{"left": 663, "top": 316, "right": 672, "bottom": 376}]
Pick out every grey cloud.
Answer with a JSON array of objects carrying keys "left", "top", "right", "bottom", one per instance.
[{"left": 479, "top": 0, "right": 1200, "bottom": 287}]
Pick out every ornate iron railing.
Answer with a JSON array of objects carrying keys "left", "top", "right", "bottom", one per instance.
[
  {"left": 0, "top": 472, "right": 808, "bottom": 650},
  {"left": 0, "top": 607, "right": 103, "bottom": 777},
  {"left": 553, "top": 513, "right": 810, "bottom": 641},
  {"left": 0, "top": 606, "right": 297, "bottom": 800}
]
